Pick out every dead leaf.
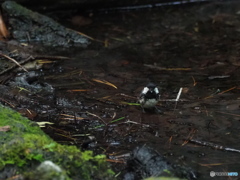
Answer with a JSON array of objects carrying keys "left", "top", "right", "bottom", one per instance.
[{"left": 0, "top": 12, "right": 9, "bottom": 39}]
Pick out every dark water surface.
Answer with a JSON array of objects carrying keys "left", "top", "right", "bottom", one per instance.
[{"left": 4, "top": 1, "right": 240, "bottom": 179}]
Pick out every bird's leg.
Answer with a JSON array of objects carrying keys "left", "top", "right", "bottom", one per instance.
[
  {"left": 141, "top": 106, "right": 146, "bottom": 113},
  {"left": 154, "top": 106, "right": 163, "bottom": 114}
]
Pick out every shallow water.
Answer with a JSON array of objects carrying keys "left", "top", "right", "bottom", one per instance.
[{"left": 3, "top": 1, "right": 240, "bottom": 179}]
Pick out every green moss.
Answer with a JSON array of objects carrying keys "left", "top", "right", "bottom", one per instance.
[{"left": 0, "top": 105, "right": 115, "bottom": 179}]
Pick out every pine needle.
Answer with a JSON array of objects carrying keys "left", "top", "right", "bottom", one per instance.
[
  {"left": 67, "top": 89, "right": 90, "bottom": 92},
  {"left": 120, "top": 102, "right": 140, "bottom": 106},
  {"left": 218, "top": 86, "right": 236, "bottom": 95},
  {"left": 199, "top": 163, "right": 223, "bottom": 167},
  {"left": 192, "top": 76, "right": 197, "bottom": 86},
  {"left": 92, "top": 78, "right": 117, "bottom": 89}
]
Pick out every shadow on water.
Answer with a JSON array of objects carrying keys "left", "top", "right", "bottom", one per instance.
[{"left": 2, "top": 1, "right": 240, "bottom": 179}]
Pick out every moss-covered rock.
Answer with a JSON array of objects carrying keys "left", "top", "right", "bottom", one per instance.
[
  {"left": 26, "top": 160, "right": 70, "bottom": 180},
  {"left": 0, "top": 105, "right": 115, "bottom": 180}
]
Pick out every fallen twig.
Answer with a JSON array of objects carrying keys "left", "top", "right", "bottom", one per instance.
[
  {"left": 144, "top": 64, "right": 191, "bottom": 71},
  {"left": 117, "top": 93, "right": 137, "bottom": 99},
  {"left": 215, "top": 111, "right": 240, "bottom": 117},
  {"left": 60, "top": 114, "right": 85, "bottom": 121},
  {"left": 93, "top": 117, "right": 125, "bottom": 129},
  {"left": 176, "top": 87, "right": 183, "bottom": 102},
  {"left": 0, "top": 55, "right": 70, "bottom": 76},
  {"left": 0, "top": 97, "right": 15, "bottom": 108},
  {"left": 188, "top": 139, "right": 240, "bottom": 153},
  {"left": 182, "top": 129, "right": 197, "bottom": 146},
  {"left": 86, "top": 111, "right": 107, "bottom": 125},
  {"left": 0, "top": 53, "right": 28, "bottom": 73},
  {"left": 218, "top": 86, "right": 236, "bottom": 95},
  {"left": 0, "top": 55, "right": 34, "bottom": 76},
  {"left": 124, "top": 119, "right": 149, "bottom": 127},
  {"left": 208, "top": 75, "right": 230, "bottom": 80},
  {"left": 174, "top": 87, "right": 183, "bottom": 110},
  {"left": 159, "top": 99, "right": 189, "bottom": 102},
  {"left": 204, "top": 87, "right": 236, "bottom": 99}
]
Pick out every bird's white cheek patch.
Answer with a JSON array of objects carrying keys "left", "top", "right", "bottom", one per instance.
[
  {"left": 142, "top": 87, "right": 149, "bottom": 94},
  {"left": 154, "top": 87, "right": 159, "bottom": 94}
]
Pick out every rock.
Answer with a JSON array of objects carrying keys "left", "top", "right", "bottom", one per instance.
[
  {"left": 28, "top": 160, "right": 68, "bottom": 180},
  {"left": 2, "top": 1, "right": 90, "bottom": 47},
  {"left": 125, "top": 146, "right": 197, "bottom": 180}
]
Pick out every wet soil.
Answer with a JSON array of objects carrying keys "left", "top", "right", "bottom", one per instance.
[{"left": 1, "top": 1, "right": 240, "bottom": 180}]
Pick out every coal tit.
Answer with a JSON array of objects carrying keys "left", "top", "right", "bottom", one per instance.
[{"left": 138, "top": 83, "right": 160, "bottom": 111}]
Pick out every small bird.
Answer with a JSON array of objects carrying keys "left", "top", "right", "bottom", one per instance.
[{"left": 138, "top": 83, "right": 161, "bottom": 112}]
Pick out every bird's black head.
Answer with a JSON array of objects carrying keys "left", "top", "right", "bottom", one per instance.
[
  {"left": 146, "top": 83, "right": 157, "bottom": 92},
  {"left": 140, "top": 83, "right": 159, "bottom": 99}
]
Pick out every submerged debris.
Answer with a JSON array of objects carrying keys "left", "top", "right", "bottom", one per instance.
[
  {"left": 125, "top": 146, "right": 197, "bottom": 180},
  {"left": 9, "top": 71, "right": 54, "bottom": 93}
]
